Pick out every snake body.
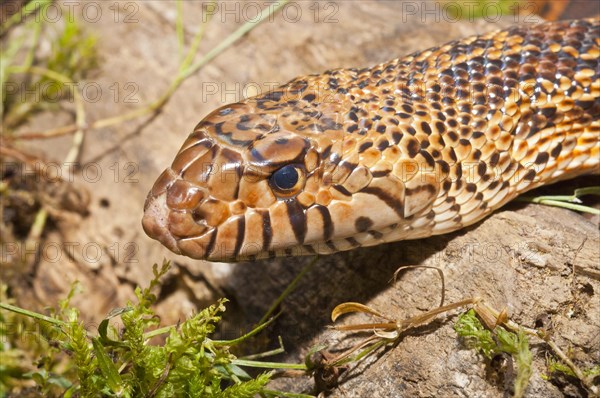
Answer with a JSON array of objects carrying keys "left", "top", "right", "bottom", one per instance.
[{"left": 143, "top": 19, "right": 599, "bottom": 262}]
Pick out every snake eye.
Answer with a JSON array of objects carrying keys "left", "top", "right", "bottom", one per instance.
[{"left": 269, "top": 164, "right": 305, "bottom": 197}]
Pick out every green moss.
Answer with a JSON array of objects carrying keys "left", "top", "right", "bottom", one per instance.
[
  {"left": 455, "top": 310, "right": 533, "bottom": 398},
  {"left": 0, "top": 261, "right": 302, "bottom": 397}
]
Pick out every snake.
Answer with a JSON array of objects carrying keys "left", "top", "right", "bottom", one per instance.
[{"left": 142, "top": 18, "right": 599, "bottom": 262}]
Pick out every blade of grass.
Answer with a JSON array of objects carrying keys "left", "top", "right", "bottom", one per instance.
[
  {"left": 258, "top": 255, "right": 318, "bottom": 326},
  {"left": 239, "top": 336, "right": 286, "bottom": 360},
  {"left": 0, "top": 302, "right": 65, "bottom": 328},
  {"left": 0, "top": 0, "right": 53, "bottom": 35},
  {"left": 0, "top": 33, "right": 26, "bottom": 122},
  {"left": 527, "top": 199, "right": 599, "bottom": 215},
  {"left": 213, "top": 314, "right": 278, "bottom": 346},
  {"left": 181, "top": 0, "right": 288, "bottom": 79},
  {"left": 262, "top": 390, "right": 316, "bottom": 398},
  {"left": 231, "top": 359, "right": 307, "bottom": 371},
  {"left": 1, "top": 7, "right": 45, "bottom": 119},
  {"left": 176, "top": 0, "right": 185, "bottom": 61},
  {"left": 14, "top": 0, "right": 288, "bottom": 141},
  {"left": 7, "top": 66, "right": 87, "bottom": 166},
  {"left": 517, "top": 186, "right": 600, "bottom": 215}
]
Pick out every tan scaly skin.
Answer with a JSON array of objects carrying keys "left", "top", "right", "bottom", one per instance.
[{"left": 142, "top": 18, "right": 599, "bottom": 262}]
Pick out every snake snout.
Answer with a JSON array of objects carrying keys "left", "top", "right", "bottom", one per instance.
[
  {"left": 142, "top": 191, "right": 181, "bottom": 254},
  {"left": 143, "top": 166, "right": 223, "bottom": 259}
]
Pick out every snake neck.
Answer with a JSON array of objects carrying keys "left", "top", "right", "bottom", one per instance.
[{"left": 320, "top": 18, "right": 600, "bottom": 239}]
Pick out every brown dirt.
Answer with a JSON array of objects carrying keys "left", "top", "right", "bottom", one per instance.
[{"left": 2, "top": 1, "right": 599, "bottom": 397}]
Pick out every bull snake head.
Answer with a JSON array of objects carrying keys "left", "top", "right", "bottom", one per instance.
[{"left": 142, "top": 74, "right": 440, "bottom": 261}]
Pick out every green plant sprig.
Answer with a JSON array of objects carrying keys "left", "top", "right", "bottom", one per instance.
[
  {"left": 0, "top": 261, "right": 313, "bottom": 397},
  {"left": 517, "top": 186, "right": 600, "bottom": 215},
  {"left": 9, "top": 0, "right": 289, "bottom": 143}
]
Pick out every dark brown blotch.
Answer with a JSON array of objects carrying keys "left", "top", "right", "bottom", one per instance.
[
  {"left": 355, "top": 216, "right": 374, "bottom": 232},
  {"left": 535, "top": 152, "right": 550, "bottom": 165},
  {"left": 358, "top": 141, "right": 373, "bottom": 153}
]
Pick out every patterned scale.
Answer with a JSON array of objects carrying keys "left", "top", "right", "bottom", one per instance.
[{"left": 143, "top": 18, "right": 599, "bottom": 262}]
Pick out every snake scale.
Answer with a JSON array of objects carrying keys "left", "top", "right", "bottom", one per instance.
[{"left": 143, "top": 18, "right": 599, "bottom": 262}]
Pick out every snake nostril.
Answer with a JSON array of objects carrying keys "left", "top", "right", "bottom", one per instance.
[{"left": 166, "top": 179, "right": 205, "bottom": 210}]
